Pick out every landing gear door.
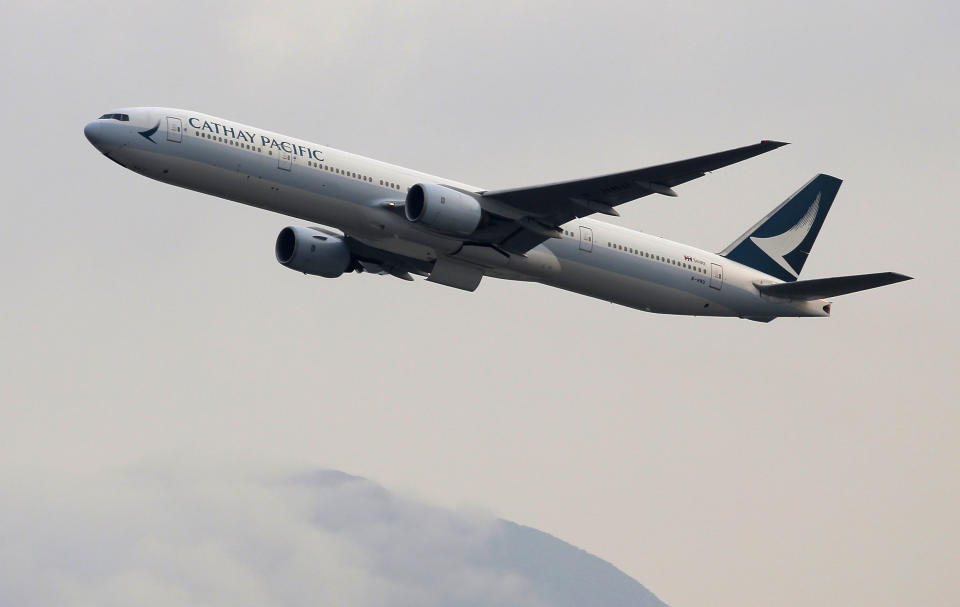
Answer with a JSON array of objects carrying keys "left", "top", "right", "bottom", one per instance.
[
  {"left": 710, "top": 262, "right": 723, "bottom": 290},
  {"left": 579, "top": 226, "right": 593, "bottom": 252},
  {"left": 166, "top": 117, "right": 182, "bottom": 143},
  {"left": 278, "top": 152, "right": 292, "bottom": 171}
]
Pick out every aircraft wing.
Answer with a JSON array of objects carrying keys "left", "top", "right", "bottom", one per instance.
[{"left": 480, "top": 140, "right": 788, "bottom": 254}]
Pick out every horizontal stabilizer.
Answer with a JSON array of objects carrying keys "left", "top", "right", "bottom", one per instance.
[{"left": 756, "top": 272, "right": 912, "bottom": 300}]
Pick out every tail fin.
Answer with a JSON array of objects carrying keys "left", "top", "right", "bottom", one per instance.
[{"left": 720, "top": 174, "right": 842, "bottom": 282}]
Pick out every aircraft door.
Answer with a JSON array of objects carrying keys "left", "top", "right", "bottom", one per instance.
[
  {"left": 278, "top": 151, "right": 292, "bottom": 171},
  {"left": 710, "top": 262, "right": 723, "bottom": 290},
  {"left": 166, "top": 117, "right": 182, "bottom": 143},
  {"left": 579, "top": 226, "right": 594, "bottom": 252}
]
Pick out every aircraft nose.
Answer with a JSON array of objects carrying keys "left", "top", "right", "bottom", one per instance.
[
  {"left": 83, "top": 120, "right": 102, "bottom": 147},
  {"left": 84, "top": 119, "right": 129, "bottom": 153}
]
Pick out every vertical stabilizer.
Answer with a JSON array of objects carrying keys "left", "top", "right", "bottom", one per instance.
[{"left": 720, "top": 174, "right": 842, "bottom": 282}]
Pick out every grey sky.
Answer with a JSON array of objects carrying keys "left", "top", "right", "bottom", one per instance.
[{"left": 1, "top": 1, "right": 957, "bottom": 606}]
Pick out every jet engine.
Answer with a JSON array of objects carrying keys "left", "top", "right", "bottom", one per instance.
[
  {"left": 405, "top": 183, "right": 482, "bottom": 235},
  {"left": 275, "top": 226, "right": 352, "bottom": 278}
]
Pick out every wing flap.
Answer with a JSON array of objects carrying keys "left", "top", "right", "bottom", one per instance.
[{"left": 756, "top": 272, "right": 912, "bottom": 300}]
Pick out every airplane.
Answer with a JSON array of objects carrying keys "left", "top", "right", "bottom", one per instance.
[{"left": 84, "top": 108, "right": 910, "bottom": 322}]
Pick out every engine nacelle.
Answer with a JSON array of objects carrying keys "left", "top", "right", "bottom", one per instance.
[
  {"left": 275, "top": 226, "right": 352, "bottom": 278},
  {"left": 405, "top": 183, "right": 482, "bottom": 235}
]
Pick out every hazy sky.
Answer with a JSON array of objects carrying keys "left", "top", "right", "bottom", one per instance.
[
  {"left": 1, "top": 1, "right": 958, "bottom": 606},
  {"left": 1, "top": 466, "right": 669, "bottom": 607}
]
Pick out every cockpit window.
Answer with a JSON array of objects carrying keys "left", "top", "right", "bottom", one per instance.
[{"left": 98, "top": 113, "right": 130, "bottom": 121}]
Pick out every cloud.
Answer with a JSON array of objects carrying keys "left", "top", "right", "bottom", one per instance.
[{"left": 0, "top": 465, "right": 664, "bottom": 607}]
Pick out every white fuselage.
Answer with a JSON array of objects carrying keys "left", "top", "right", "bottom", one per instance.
[{"left": 84, "top": 107, "right": 829, "bottom": 320}]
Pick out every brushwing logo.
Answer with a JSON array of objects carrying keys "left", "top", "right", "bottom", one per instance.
[
  {"left": 138, "top": 121, "right": 160, "bottom": 144},
  {"left": 750, "top": 192, "right": 821, "bottom": 277}
]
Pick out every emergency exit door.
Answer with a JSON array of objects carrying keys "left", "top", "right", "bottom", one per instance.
[
  {"left": 166, "top": 117, "right": 182, "bottom": 143},
  {"left": 278, "top": 151, "right": 292, "bottom": 171},
  {"left": 579, "top": 226, "right": 594, "bottom": 252},
  {"left": 710, "top": 263, "right": 723, "bottom": 290}
]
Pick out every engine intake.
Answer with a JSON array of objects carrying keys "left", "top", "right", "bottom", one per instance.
[
  {"left": 405, "top": 183, "right": 482, "bottom": 235},
  {"left": 275, "top": 226, "right": 352, "bottom": 278}
]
